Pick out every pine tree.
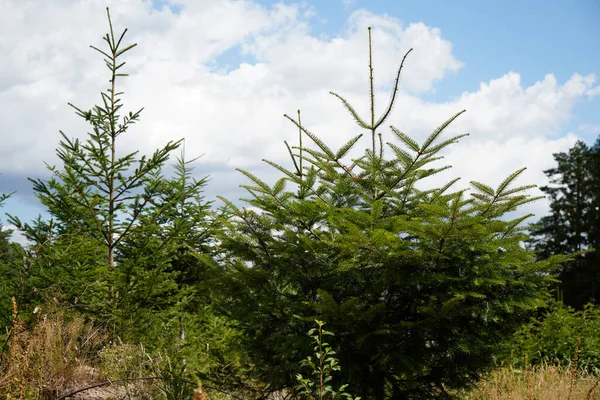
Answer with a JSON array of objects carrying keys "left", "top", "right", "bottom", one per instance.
[
  {"left": 214, "top": 28, "right": 568, "bottom": 399},
  {"left": 9, "top": 8, "right": 181, "bottom": 324},
  {"left": 589, "top": 136, "right": 600, "bottom": 263},
  {"left": 530, "top": 138, "right": 599, "bottom": 308},
  {"left": 115, "top": 147, "right": 217, "bottom": 342}
]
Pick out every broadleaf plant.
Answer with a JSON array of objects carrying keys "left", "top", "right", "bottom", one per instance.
[{"left": 296, "top": 320, "right": 360, "bottom": 400}]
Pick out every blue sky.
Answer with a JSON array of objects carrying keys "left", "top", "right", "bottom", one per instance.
[
  {"left": 206, "top": 0, "right": 600, "bottom": 140},
  {"left": 0, "top": 0, "right": 598, "bottom": 243},
  {"left": 266, "top": 0, "right": 600, "bottom": 140}
]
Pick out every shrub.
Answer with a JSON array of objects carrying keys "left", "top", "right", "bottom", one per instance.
[{"left": 505, "top": 300, "right": 600, "bottom": 371}]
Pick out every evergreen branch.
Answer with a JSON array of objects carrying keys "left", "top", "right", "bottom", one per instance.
[
  {"left": 114, "top": 140, "right": 181, "bottom": 199},
  {"left": 335, "top": 134, "right": 364, "bottom": 160},
  {"left": 115, "top": 43, "right": 137, "bottom": 58},
  {"left": 378, "top": 152, "right": 447, "bottom": 201},
  {"left": 470, "top": 181, "right": 495, "bottom": 197},
  {"left": 419, "top": 165, "right": 452, "bottom": 179},
  {"left": 288, "top": 167, "right": 331, "bottom": 205},
  {"left": 89, "top": 45, "right": 112, "bottom": 60},
  {"left": 284, "top": 141, "right": 301, "bottom": 175},
  {"left": 377, "top": 156, "right": 419, "bottom": 200},
  {"left": 437, "top": 191, "right": 466, "bottom": 256},
  {"left": 374, "top": 48, "right": 413, "bottom": 130},
  {"left": 263, "top": 159, "right": 300, "bottom": 182},
  {"left": 500, "top": 213, "right": 534, "bottom": 239},
  {"left": 273, "top": 178, "right": 286, "bottom": 195},
  {"left": 421, "top": 110, "right": 466, "bottom": 152},
  {"left": 476, "top": 168, "right": 530, "bottom": 217},
  {"left": 105, "top": 8, "right": 117, "bottom": 51},
  {"left": 57, "top": 132, "right": 112, "bottom": 195},
  {"left": 470, "top": 193, "right": 492, "bottom": 203},
  {"left": 114, "top": 26, "right": 129, "bottom": 51},
  {"left": 500, "top": 195, "right": 544, "bottom": 214},
  {"left": 412, "top": 181, "right": 462, "bottom": 219},
  {"left": 496, "top": 167, "right": 527, "bottom": 195},
  {"left": 284, "top": 114, "right": 336, "bottom": 160},
  {"left": 423, "top": 133, "right": 469, "bottom": 155},
  {"left": 68, "top": 179, "right": 109, "bottom": 244},
  {"left": 328, "top": 93, "right": 371, "bottom": 129},
  {"left": 238, "top": 168, "right": 291, "bottom": 211},
  {"left": 397, "top": 175, "right": 418, "bottom": 212},
  {"left": 387, "top": 142, "right": 414, "bottom": 166},
  {"left": 112, "top": 193, "right": 154, "bottom": 249},
  {"left": 237, "top": 169, "right": 273, "bottom": 195},
  {"left": 433, "top": 178, "right": 461, "bottom": 199},
  {"left": 498, "top": 184, "right": 537, "bottom": 198},
  {"left": 390, "top": 127, "right": 420, "bottom": 153},
  {"left": 217, "top": 196, "right": 244, "bottom": 218},
  {"left": 418, "top": 203, "right": 450, "bottom": 218},
  {"left": 296, "top": 147, "right": 330, "bottom": 162}
]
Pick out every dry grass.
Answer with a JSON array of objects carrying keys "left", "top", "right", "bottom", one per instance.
[
  {"left": 0, "top": 297, "right": 106, "bottom": 399},
  {"left": 462, "top": 363, "right": 600, "bottom": 400},
  {"left": 4, "top": 297, "right": 600, "bottom": 399}
]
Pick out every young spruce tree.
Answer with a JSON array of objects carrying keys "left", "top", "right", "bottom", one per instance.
[
  {"left": 214, "top": 28, "right": 570, "bottom": 399},
  {"left": 116, "top": 147, "right": 218, "bottom": 342},
  {"left": 9, "top": 9, "right": 181, "bottom": 328}
]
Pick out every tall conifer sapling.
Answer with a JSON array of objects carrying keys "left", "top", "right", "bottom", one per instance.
[
  {"left": 215, "top": 27, "right": 572, "bottom": 399},
  {"left": 10, "top": 8, "right": 181, "bottom": 309}
]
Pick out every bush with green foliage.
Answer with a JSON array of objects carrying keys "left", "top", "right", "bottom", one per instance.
[{"left": 504, "top": 300, "right": 600, "bottom": 371}]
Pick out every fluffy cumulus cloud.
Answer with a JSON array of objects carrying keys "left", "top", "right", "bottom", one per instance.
[{"left": 0, "top": 0, "right": 598, "bottom": 224}]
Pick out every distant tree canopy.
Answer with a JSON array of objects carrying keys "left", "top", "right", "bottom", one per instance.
[{"left": 530, "top": 137, "right": 600, "bottom": 309}]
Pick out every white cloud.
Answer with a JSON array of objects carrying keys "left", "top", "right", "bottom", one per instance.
[
  {"left": 1, "top": 224, "right": 28, "bottom": 245},
  {"left": 0, "top": 0, "right": 597, "bottom": 223}
]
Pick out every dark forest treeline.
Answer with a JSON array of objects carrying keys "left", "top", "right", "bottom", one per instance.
[
  {"left": 0, "top": 9, "right": 597, "bottom": 400},
  {"left": 530, "top": 137, "right": 600, "bottom": 308}
]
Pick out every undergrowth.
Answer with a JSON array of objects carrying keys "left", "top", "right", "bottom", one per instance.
[
  {"left": 0, "top": 297, "right": 105, "bottom": 399},
  {"left": 460, "top": 363, "right": 600, "bottom": 400},
  {"left": 3, "top": 298, "right": 600, "bottom": 399}
]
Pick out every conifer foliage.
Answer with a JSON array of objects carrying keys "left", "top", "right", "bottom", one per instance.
[
  {"left": 7, "top": 9, "right": 206, "bottom": 335},
  {"left": 18, "top": 9, "right": 180, "bottom": 269},
  {"left": 215, "top": 27, "right": 568, "bottom": 399},
  {"left": 530, "top": 137, "right": 600, "bottom": 308},
  {"left": 0, "top": 9, "right": 582, "bottom": 400}
]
